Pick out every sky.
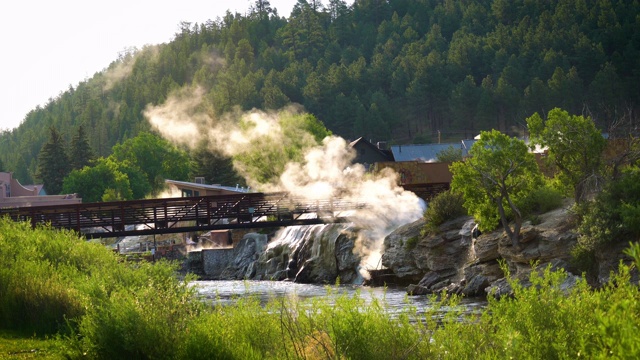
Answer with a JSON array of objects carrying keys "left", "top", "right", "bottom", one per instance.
[{"left": 0, "top": 0, "right": 305, "bottom": 131}]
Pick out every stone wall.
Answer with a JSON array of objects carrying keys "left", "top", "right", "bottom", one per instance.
[{"left": 202, "top": 248, "right": 235, "bottom": 279}]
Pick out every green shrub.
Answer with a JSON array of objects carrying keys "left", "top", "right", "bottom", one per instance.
[
  {"left": 517, "top": 182, "right": 565, "bottom": 216},
  {"left": 0, "top": 219, "right": 106, "bottom": 335},
  {"left": 432, "top": 245, "right": 640, "bottom": 359},
  {"left": 572, "top": 166, "right": 640, "bottom": 275},
  {"left": 75, "top": 265, "right": 203, "bottom": 360},
  {"left": 422, "top": 190, "right": 466, "bottom": 234}
]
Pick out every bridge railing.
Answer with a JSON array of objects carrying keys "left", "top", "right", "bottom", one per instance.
[{"left": 0, "top": 192, "right": 366, "bottom": 238}]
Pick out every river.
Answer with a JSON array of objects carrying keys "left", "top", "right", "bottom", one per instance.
[{"left": 193, "top": 280, "right": 487, "bottom": 319}]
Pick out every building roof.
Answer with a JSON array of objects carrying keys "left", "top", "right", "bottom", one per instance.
[
  {"left": 165, "top": 179, "right": 252, "bottom": 194},
  {"left": 23, "top": 184, "right": 45, "bottom": 195},
  {"left": 349, "top": 137, "right": 394, "bottom": 162},
  {"left": 391, "top": 142, "right": 473, "bottom": 162}
]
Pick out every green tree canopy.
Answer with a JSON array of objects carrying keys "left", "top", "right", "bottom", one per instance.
[
  {"left": 36, "top": 126, "right": 71, "bottom": 195},
  {"left": 111, "top": 132, "right": 191, "bottom": 195},
  {"left": 62, "top": 157, "right": 149, "bottom": 203},
  {"left": 526, "top": 108, "right": 607, "bottom": 203},
  {"left": 450, "top": 130, "right": 542, "bottom": 247}
]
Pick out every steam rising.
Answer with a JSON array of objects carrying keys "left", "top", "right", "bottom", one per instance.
[
  {"left": 102, "top": 46, "right": 159, "bottom": 91},
  {"left": 145, "top": 87, "right": 424, "bottom": 274}
]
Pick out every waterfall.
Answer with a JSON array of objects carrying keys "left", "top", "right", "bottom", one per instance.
[{"left": 253, "top": 223, "right": 363, "bottom": 284}]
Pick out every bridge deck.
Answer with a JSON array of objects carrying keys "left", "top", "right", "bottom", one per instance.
[{"left": 0, "top": 192, "right": 365, "bottom": 239}]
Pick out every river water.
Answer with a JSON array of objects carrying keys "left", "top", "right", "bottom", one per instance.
[{"left": 193, "top": 280, "right": 487, "bottom": 319}]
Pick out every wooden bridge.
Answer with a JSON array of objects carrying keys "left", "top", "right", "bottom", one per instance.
[{"left": 0, "top": 192, "right": 365, "bottom": 239}]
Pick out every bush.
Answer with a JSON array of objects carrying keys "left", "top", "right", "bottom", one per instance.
[
  {"left": 72, "top": 260, "right": 202, "bottom": 360},
  {"left": 0, "top": 219, "right": 111, "bottom": 335},
  {"left": 422, "top": 190, "right": 466, "bottom": 234},
  {"left": 517, "top": 182, "right": 565, "bottom": 216},
  {"left": 572, "top": 166, "right": 640, "bottom": 274}
]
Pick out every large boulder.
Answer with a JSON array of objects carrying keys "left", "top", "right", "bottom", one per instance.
[
  {"left": 381, "top": 218, "right": 427, "bottom": 284},
  {"left": 219, "top": 233, "right": 268, "bottom": 279},
  {"left": 498, "top": 206, "right": 578, "bottom": 279},
  {"left": 293, "top": 225, "right": 361, "bottom": 284},
  {"left": 382, "top": 216, "right": 474, "bottom": 291}
]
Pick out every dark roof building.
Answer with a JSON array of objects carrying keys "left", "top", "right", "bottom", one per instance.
[{"left": 348, "top": 137, "right": 394, "bottom": 170}]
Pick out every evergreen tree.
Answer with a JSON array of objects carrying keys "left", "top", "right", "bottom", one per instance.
[
  {"left": 69, "top": 125, "right": 95, "bottom": 170},
  {"left": 36, "top": 126, "right": 71, "bottom": 194},
  {"left": 191, "top": 143, "right": 246, "bottom": 188}
]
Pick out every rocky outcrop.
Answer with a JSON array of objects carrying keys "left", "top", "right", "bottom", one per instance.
[
  {"left": 219, "top": 233, "right": 268, "bottom": 279},
  {"left": 382, "top": 205, "right": 598, "bottom": 297},
  {"left": 187, "top": 201, "right": 635, "bottom": 294}
]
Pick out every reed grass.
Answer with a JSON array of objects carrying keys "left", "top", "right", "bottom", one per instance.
[{"left": 1, "top": 217, "right": 639, "bottom": 359}]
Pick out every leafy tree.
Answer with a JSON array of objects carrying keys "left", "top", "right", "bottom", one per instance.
[
  {"left": 450, "top": 130, "right": 542, "bottom": 247},
  {"left": 69, "top": 125, "right": 95, "bottom": 170},
  {"left": 526, "top": 108, "right": 607, "bottom": 203},
  {"left": 36, "top": 126, "right": 71, "bottom": 194},
  {"left": 579, "top": 165, "right": 640, "bottom": 245},
  {"left": 62, "top": 157, "right": 148, "bottom": 203},
  {"left": 111, "top": 132, "right": 191, "bottom": 195},
  {"left": 0, "top": 157, "right": 4, "bottom": 172}
]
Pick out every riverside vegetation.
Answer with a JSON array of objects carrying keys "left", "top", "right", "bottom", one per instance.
[{"left": 0, "top": 217, "right": 639, "bottom": 359}]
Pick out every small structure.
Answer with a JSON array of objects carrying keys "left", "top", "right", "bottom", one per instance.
[
  {"left": 349, "top": 137, "right": 394, "bottom": 171},
  {"left": 0, "top": 172, "right": 81, "bottom": 208},
  {"left": 375, "top": 161, "right": 452, "bottom": 200}
]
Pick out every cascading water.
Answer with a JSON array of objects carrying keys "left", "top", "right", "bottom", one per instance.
[{"left": 251, "top": 222, "right": 363, "bottom": 284}]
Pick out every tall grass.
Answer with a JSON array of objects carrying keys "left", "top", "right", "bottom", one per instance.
[{"left": 1, "top": 217, "right": 639, "bottom": 359}]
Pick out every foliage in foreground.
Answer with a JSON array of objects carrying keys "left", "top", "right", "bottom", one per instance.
[{"left": 0, "top": 217, "right": 639, "bottom": 359}]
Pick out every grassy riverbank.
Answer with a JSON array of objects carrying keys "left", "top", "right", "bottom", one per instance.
[{"left": 1, "top": 217, "right": 639, "bottom": 359}]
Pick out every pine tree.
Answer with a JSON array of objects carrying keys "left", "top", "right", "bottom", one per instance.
[
  {"left": 70, "top": 125, "right": 95, "bottom": 170},
  {"left": 37, "top": 126, "right": 71, "bottom": 194},
  {"left": 191, "top": 142, "right": 246, "bottom": 187}
]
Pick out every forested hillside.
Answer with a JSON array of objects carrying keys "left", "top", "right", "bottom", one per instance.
[{"left": 1, "top": 0, "right": 639, "bottom": 185}]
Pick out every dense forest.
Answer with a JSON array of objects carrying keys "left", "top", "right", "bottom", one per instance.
[{"left": 1, "top": 0, "right": 639, "bottom": 187}]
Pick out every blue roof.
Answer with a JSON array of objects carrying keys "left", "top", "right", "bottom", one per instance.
[{"left": 391, "top": 141, "right": 475, "bottom": 162}]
